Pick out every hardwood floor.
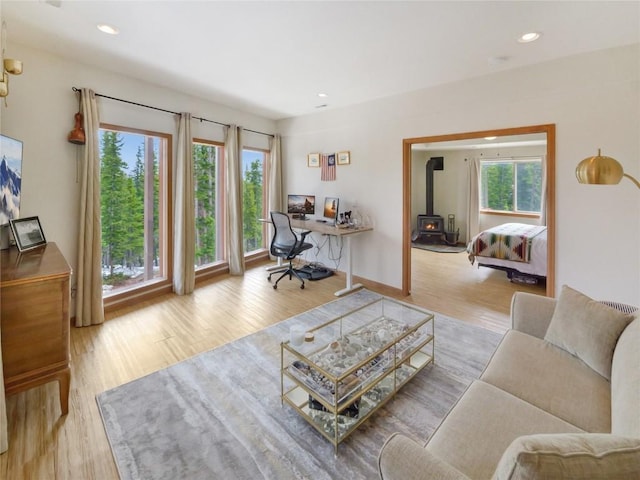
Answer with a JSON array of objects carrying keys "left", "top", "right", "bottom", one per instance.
[{"left": 0, "top": 251, "right": 545, "bottom": 479}]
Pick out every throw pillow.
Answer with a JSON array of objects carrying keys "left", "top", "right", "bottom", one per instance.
[
  {"left": 493, "top": 433, "right": 640, "bottom": 480},
  {"left": 544, "top": 285, "right": 634, "bottom": 380}
]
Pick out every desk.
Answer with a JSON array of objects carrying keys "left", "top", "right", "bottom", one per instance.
[{"left": 266, "top": 217, "right": 373, "bottom": 296}]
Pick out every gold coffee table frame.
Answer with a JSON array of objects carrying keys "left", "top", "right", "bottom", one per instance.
[{"left": 281, "top": 297, "right": 434, "bottom": 452}]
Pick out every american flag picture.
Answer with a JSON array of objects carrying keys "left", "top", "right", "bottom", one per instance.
[{"left": 321, "top": 153, "right": 336, "bottom": 181}]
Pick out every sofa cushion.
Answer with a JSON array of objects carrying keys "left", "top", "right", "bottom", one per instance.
[
  {"left": 544, "top": 285, "right": 634, "bottom": 380},
  {"left": 611, "top": 318, "right": 640, "bottom": 437},
  {"left": 425, "top": 380, "right": 583, "bottom": 480},
  {"left": 481, "top": 329, "right": 611, "bottom": 432},
  {"left": 493, "top": 433, "right": 640, "bottom": 480},
  {"left": 378, "top": 433, "right": 470, "bottom": 480}
]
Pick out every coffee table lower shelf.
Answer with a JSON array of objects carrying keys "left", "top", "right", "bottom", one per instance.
[{"left": 282, "top": 349, "right": 433, "bottom": 451}]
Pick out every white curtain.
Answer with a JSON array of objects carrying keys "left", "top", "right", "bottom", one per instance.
[
  {"left": 173, "top": 113, "right": 195, "bottom": 294},
  {"left": 76, "top": 88, "right": 105, "bottom": 327},
  {"left": 225, "top": 125, "right": 245, "bottom": 275},
  {"left": 466, "top": 157, "right": 481, "bottom": 243},
  {"left": 267, "top": 134, "right": 283, "bottom": 213},
  {"left": 539, "top": 155, "right": 547, "bottom": 226},
  {"left": 267, "top": 134, "right": 283, "bottom": 251}
]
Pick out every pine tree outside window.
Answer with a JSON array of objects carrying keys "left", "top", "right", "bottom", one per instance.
[
  {"left": 193, "top": 140, "right": 224, "bottom": 268},
  {"left": 99, "top": 126, "right": 169, "bottom": 297},
  {"left": 242, "top": 148, "right": 267, "bottom": 253},
  {"left": 480, "top": 157, "right": 542, "bottom": 214}
]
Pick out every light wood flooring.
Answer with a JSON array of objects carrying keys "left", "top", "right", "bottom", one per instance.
[{"left": 0, "top": 249, "right": 544, "bottom": 479}]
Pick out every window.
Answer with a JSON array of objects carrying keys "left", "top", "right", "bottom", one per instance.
[
  {"left": 193, "top": 140, "right": 224, "bottom": 268},
  {"left": 480, "top": 158, "right": 542, "bottom": 214},
  {"left": 242, "top": 148, "right": 267, "bottom": 253},
  {"left": 99, "top": 126, "right": 170, "bottom": 297}
]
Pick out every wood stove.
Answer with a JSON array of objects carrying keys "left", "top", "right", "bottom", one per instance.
[{"left": 415, "top": 157, "right": 445, "bottom": 244}]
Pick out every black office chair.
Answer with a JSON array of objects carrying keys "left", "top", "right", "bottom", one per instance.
[{"left": 268, "top": 211, "right": 313, "bottom": 289}]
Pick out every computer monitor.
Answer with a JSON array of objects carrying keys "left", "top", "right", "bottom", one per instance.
[
  {"left": 287, "top": 195, "right": 315, "bottom": 219},
  {"left": 323, "top": 197, "right": 339, "bottom": 223}
]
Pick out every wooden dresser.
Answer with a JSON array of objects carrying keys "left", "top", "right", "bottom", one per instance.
[{"left": 1, "top": 242, "right": 71, "bottom": 415}]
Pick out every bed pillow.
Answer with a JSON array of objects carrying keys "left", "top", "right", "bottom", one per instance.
[
  {"left": 544, "top": 285, "right": 634, "bottom": 380},
  {"left": 493, "top": 433, "right": 640, "bottom": 480}
]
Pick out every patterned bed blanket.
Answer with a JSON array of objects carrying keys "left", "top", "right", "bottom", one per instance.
[{"left": 467, "top": 223, "right": 547, "bottom": 264}]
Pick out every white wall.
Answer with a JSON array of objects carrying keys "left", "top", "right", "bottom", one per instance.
[
  {"left": 278, "top": 44, "right": 640, "bottom": 305},
  {"left": 0, "top": 42, "right": 276, "bottom": 298}
]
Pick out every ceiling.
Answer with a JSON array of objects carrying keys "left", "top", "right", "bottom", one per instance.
[{"left": 2, "top": 1, "right": 639, "bottom": 120}]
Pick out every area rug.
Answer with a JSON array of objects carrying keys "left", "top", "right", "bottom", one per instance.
[
  {"left": 411, "top": 242, "right": 467, "bottom": 253},
  {"left": 97, "top": 289, "right": 502, "bottom": 480}
]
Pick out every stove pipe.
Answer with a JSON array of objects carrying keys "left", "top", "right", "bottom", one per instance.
[{"left": 426, "top": 156, "right": 444, "bottom": 216}]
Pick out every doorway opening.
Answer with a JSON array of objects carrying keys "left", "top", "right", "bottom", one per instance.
[{"left": 402, "top": 124, "right": 556, "bottom": 298}]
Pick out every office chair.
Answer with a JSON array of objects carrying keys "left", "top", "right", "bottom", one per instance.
[{"left": 268, "top": 211, "right": 313, "bottom": 289}]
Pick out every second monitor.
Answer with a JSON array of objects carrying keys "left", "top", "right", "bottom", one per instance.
[{"left": 322, "top": 197, "right": 339, "bottom": 224}]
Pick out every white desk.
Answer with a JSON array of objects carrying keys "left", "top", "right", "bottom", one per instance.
[{"left": 263, "top": 217, "right": 373, "bottom": 296}]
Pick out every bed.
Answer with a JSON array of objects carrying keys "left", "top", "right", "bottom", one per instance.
[{"left": 467, "top": 223, "right": 547, "bottom": 281}]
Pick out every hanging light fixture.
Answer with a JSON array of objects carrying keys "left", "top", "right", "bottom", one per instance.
[
  {"left": 575, "top": 149, "right": 640, "bottom": 189},
  {"left": 67, "top": 90, "right": 86, "bottom": 145},
  {"left": 0, "top": 21, "right": 23, "bottom": 103}
]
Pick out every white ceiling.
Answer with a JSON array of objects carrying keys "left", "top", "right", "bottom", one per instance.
[{"left": 2, "top": 1, "right": 639, "bottom": 120}]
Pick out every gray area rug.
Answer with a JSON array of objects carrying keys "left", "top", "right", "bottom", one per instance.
[{"left": 97, "top": 289, "right": 502, "bottom": 480}]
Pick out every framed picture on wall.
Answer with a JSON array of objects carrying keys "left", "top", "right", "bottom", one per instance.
[
  {"left": 307, "top": 153, "right": 320, "bottom": 167},
  {"left": 337, "top": 151, "right": 350, "bottom": 165},
  {"left": 9, "top": 216, "right": 47, "bottom": 252}
]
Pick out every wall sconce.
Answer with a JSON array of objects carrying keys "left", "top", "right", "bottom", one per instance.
[
  {"left": 576, "top": 149, "right": 640, "bottom": 190},
  {"left": 0, "top": 21, "right": 23, "bottom": 103}
]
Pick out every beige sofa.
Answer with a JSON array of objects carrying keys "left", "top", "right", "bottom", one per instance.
[{"left": 378, "top": 286, "right": 640, "bottom": 479}]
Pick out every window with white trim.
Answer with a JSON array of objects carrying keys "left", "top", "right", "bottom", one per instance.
[{"left": 480, "top": 157, "right": 543, "bottom": 214}]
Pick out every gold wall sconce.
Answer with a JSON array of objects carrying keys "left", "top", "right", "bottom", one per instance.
[
  {"left": 0, "top": 21, "right": 23, "bottom": 103},
  {"left": 576, "top": 149, "right": 640, "bottom": 190}
]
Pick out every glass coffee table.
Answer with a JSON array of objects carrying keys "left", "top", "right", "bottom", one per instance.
[{"left": 281, "top": 297, "right": 434, "bottom": 451}]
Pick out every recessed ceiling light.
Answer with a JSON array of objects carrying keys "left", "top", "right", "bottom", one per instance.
[
  {"left": 97, "top": 24, "right": 119, "bottom": 35},
  {"left": 518, "top": 32, "right": 541, "bottom": 43},
  {"left": 484, "top": 136, "right": 497, "bottom": 141},
  {"left": 317, "top": 93, "right": 328, "bottom": 98}
]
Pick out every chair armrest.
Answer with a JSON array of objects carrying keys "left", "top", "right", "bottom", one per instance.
[
  {"left": 299, "top": 230, "right": 312, "bottom": 242},
  {"left": 510, "top": 292, "right": 557, "bottom": 339},
  {"left": 378, "top": 433, "right": 470, "bottom": 480}
]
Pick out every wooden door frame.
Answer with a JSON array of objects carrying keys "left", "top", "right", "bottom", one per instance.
[{"left": 402, "top": 124, "right": 556, "bottom": 297}]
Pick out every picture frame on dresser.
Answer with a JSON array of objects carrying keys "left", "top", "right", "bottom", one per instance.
[{"left": 9, "top": 216, "right": 47, "bottom": 252}]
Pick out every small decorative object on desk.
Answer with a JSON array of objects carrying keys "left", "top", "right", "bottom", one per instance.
[{"left": 9, "top": 216, "right": 47, "bottom": 252}]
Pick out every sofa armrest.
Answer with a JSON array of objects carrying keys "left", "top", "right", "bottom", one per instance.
[
  {"left": 378, "top": 433, "right": 471, "bottom": 480},
  {"left": 510, "top": 292, "right": 557, "bottom": 339}
]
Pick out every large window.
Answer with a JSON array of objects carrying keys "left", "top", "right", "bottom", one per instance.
[
  {"left": 100, "top": 126, "right": 169, "bottom": 296},
  {"left": 480, "top": 158, "right": 542, "bottom": 214},
  {"left": 193, "top": 140, "right": 224, "bottom": 268},
  {"left": 242, "top": 148, "right": 267, "bottom": 253}
]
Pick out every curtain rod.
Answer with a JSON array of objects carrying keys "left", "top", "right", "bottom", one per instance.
[{"left": 71, "top": 87, "right": 274, "bottom": 138}]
